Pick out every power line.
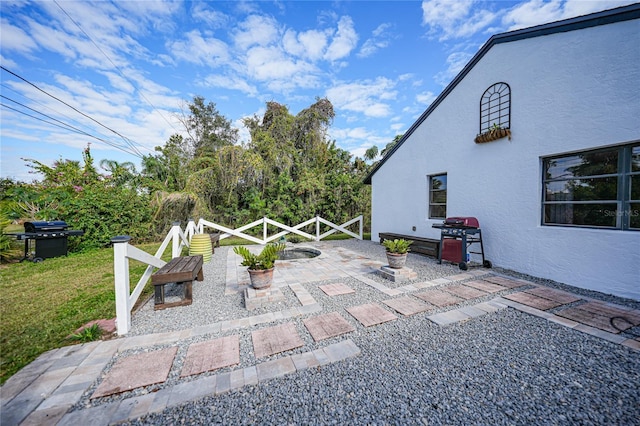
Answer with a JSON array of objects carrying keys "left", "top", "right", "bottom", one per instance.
[
  {"left": 1, "top": 82, "right": 144, "bottom": 156},
  {"left": 53, "top": 0, "right": 181, "bottom": 138},
  {"left": 0, "top": 65, "right": 145, "bottom": 157},
  {"left": 0, "top": 102, "right": 142, "bottom": 157}
]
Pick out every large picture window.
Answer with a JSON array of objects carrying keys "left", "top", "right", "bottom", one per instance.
[
  {"left": 429, "top": 173, "right": 447, "bottom": 219},
  {"left": 542, "top": 143, "right": 639, "bottom": 230}
]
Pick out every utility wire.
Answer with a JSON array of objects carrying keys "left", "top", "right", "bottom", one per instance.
[
  {"left": 1, "top": 94, "right": 140, "bottom": 155},
  {"left": 53, "top": 0, "right": 180, "bottom": 138},
  {"left": 1, "top": 65, "right": 145, "bottom": 157},
  {"left": 0, "top": 83, "right": 141, "bottom": 157},
  {"left": 1, "top": 102, "right": 142, "bottom": 157},
  {"left": 1, "top": 82, "right": 93, "bottom": 134}
]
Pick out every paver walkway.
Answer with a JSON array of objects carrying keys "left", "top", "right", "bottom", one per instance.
[{"left": 2, "top": 245, "right": 639, "bottom": 426}]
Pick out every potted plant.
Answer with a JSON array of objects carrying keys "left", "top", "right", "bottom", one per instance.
[
  {"left": 382, "top": 238, "right": 413, "bottom": 269},
  {"left": 233, "top": 243, "right": 286, "bottom": 289}
]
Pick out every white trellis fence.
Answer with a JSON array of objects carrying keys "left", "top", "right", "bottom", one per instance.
[
  {"left": 196, "top": 215, "right": 363, "bottom": 244},
  {"left": 111, "top": 215, "right": 363, "bottom": 335}
]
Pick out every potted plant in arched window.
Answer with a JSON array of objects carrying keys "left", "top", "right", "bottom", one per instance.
[{"left": 475, "top": 123, "right": 512, "bottom": 143}]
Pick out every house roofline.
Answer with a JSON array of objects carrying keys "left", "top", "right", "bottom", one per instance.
[{"left": 363, "top": 3, "right": 640, "bottom": 184}]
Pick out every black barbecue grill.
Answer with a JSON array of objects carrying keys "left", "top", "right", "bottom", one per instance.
[
  {"left": 10, "top": 221, "right": 84, "bottom": 262},
  {"left": 432, "top": 217, "right": 491, "bottom": 270}
]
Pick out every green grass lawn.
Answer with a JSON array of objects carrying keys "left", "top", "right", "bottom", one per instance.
[
  {"left": 0, "top": 242, "right": 169, "bottom": 385},
  {"left": 0, "top": 232, "right": 370, "bottom": 385}
]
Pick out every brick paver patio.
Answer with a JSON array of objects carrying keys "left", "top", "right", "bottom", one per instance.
[
  {"left": 181, "top": 335, "right": 240, "bottom": 377},
  {"left": 346, "top": 303, "right": 398, "bottom": 327},
  {"left": 252, "top": 323, "right": 304, "bottom": 358},
  {"left": 414, "top": 289, "right": 464, "bottom": 307},
  {"left": 92, "top": 347, "right": 178, "bottom": 399},
  {"left": 443, "top": 284, "right": 488, "bottom": 300},
  {"left": 503, "top": 292, "right": 563, "bottom": 311},
  {"left": 483, "top": 276, "right": 529, "bottom": 289},
  {"left": 303, "top": 312, "right": 356, "bottom": 341},
  {"left": 524, "top": 287, "right": 582, "bottom": 304},
  {"left": 318, "top": 283, "right": 356, "bottom": 296},
  {"left": 382, "top": 296, "right": 435, "bottom": 316},
  {"left": 464, "top": 279, "right": 507, "bottom": 293},
  {"left": 555, "top": 301, "right": 640, "bottom": 334}
]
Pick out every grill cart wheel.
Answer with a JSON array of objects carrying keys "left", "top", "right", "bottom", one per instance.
[
  {"left": 33, "top": 257, "right": 44, "bottom": 263},
  {"left": 458, "top": 262, "right": 468, "bottom": 270},
  {"left": 483, "top": 260, "right": 492, "bottom": 268}
]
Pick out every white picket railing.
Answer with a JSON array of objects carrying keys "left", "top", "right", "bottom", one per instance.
[
  {"left": 111, "top": 222, "right": 189, "bottom": 335},
  {"left": 111, "top": 215, "right": 363, "bottom": 335},
  {"left": 196, "top": 215, "right": 363, "bottom": 244}
]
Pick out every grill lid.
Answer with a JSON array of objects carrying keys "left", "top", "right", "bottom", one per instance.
[
  {"left": 443, "top": 217, "right": 480, "bottom": 228},
  {"left": 24, "top": 221, "right": 68, "bottom": 233}
]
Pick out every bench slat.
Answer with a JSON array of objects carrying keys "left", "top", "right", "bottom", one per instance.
[{"left": 152, "top": 255, "right": 203, "bottom": 285}]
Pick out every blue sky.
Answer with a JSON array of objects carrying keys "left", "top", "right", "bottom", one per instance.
[{"left": 1, "top": 0, "right": 635, "bottom": 181}]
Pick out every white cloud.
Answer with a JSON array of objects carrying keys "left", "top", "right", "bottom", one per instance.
[
  {"left": 282, "top": 28, "right": 328, "bottom": 60},
  {"left": 324, "top": 16, "right": 359, "bottom": 61},
  {"left": 326, "top": 78, "right": 397, "bottom": 118},
  {"left": 416, "top": 91, "right": 436, "bottom": 105},
  {"left": 167, "top": 30, "right": 230, "bottom": 67},
  {"left": 234, "top": 14, "right": 280, "bottom": 50},
  {"left": 358, "top": 23, "right": 394, "bottom": 58},
  {"left": 434, "top": 51, "right": 473, "bottom": 86},
  {"left": 421, "top": 0, "right": 498, "bottom": 40},
  {"left": 202, "top": 74, "right": 258, "bottom": 96},
  {"left": 503, "top": 0, "right": 637, "bottom": 30},
  {"left": 245, "top": 45, "right": 314, "bottom": 81},
  {"left": 0, "top": 19, "right": 38, "bottom": 55},
  {"left": 191, "top": 3, "right": 229, "bottom": 28}
]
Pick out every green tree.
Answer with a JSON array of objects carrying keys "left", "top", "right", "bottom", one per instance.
[{"left": 177, "top": 96, "right": 238, "bottom": 158}]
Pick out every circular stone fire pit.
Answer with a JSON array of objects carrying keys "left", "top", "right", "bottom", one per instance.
[{"left": 277, "top": 247, "right": 321, "bottom": 260}]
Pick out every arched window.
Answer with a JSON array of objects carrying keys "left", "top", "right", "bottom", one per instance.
[{"left": 479, "top": 82, "right": 510, "bottom": 133}]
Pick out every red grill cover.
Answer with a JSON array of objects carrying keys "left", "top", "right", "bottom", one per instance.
[
  {"left": 442, "top": 239, "right": 463, "bottom": 263},
  {"left": 444, "top": 217, "right": 479, "bottom": 228}
]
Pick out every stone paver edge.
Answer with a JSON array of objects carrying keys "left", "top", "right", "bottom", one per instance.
[{"left": 53, "top": 339, "right": 361, "bottom": 426}]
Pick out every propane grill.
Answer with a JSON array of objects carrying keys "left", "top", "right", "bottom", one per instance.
[
  {"left": 10, "top": 221, "right": 84, "bottom": 262},
  {"left": 432, "top": 216, "right": 491, "bottom": 270}
]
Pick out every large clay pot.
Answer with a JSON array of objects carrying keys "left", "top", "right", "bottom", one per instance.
[
  {"left": 386, "top": 252, "right": 407, "bottom": 269},
  {"left": 248, "top": 267, "right": 274, "bottom": 289},
  {"left": 189, "top": 234, "right": 213, "bottom": 263}
]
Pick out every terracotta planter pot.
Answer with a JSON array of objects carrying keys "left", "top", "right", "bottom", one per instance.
[
  {"left": 248, "top": 267, "right": 274, "bottom": 289},
  {"left": 386, "top": 252, "right": 407, "bottom": 269}
]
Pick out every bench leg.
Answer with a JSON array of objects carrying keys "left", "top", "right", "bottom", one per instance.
[
  {"left": 183, "top": 280, "right": 193, "bottom": 303},
  {"left": 196, "top": 267, "right": 204, "bottom": 281},
  {"left": 154, "top": 284, "right": 165, "bottom": 305}
]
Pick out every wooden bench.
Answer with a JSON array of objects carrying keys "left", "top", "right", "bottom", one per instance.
[
  {"left": 151, "top": 255, "right": 203, "bottom": 310},
  {"left": 209, "top": 232, "right": 221, "bottom": 248},
  {"left": 379, "top": 232, "right": 441, "bottom": 259}
]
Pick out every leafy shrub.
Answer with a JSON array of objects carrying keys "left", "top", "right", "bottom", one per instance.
[
  {"left": 59, "top": 184, "right": 153, "bottom": 251},
  {"left": 233, "top": 243, "right": 286, "bottom": 270},
  {"left": 382, "top": 238, "right": 413, "bottom": 254}
]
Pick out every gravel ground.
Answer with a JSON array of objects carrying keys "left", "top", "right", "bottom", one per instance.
[
  {"left": 123, "top": 310, "right": 640, "bottom": 425},
  {"left": 91, "top": 239, "right": 639, "bottom": 424}
]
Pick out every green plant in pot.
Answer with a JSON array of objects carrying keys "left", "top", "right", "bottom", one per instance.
[
  {"left": 382, "top": 238, "right": 412, "bottom": 269},
  {"left": 233, "top": 243, "right": 286, "bottom": 289}
]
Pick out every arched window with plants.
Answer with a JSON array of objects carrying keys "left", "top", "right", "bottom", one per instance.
[{"left": 475, "top": 82, "right": 511, "bottom": 143}]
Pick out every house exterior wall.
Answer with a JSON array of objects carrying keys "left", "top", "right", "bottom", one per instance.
[{"left": 370, "top": 18, "right": 640, "bottom": 300}]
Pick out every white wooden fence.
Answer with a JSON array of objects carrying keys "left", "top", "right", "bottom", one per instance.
[{"left": 111, "top": 215, "right": 363, "bottom": 335}]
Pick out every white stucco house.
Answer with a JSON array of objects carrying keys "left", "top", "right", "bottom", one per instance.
[{"left": 365, "top": 5, "right": 640, "bottom": 300}]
